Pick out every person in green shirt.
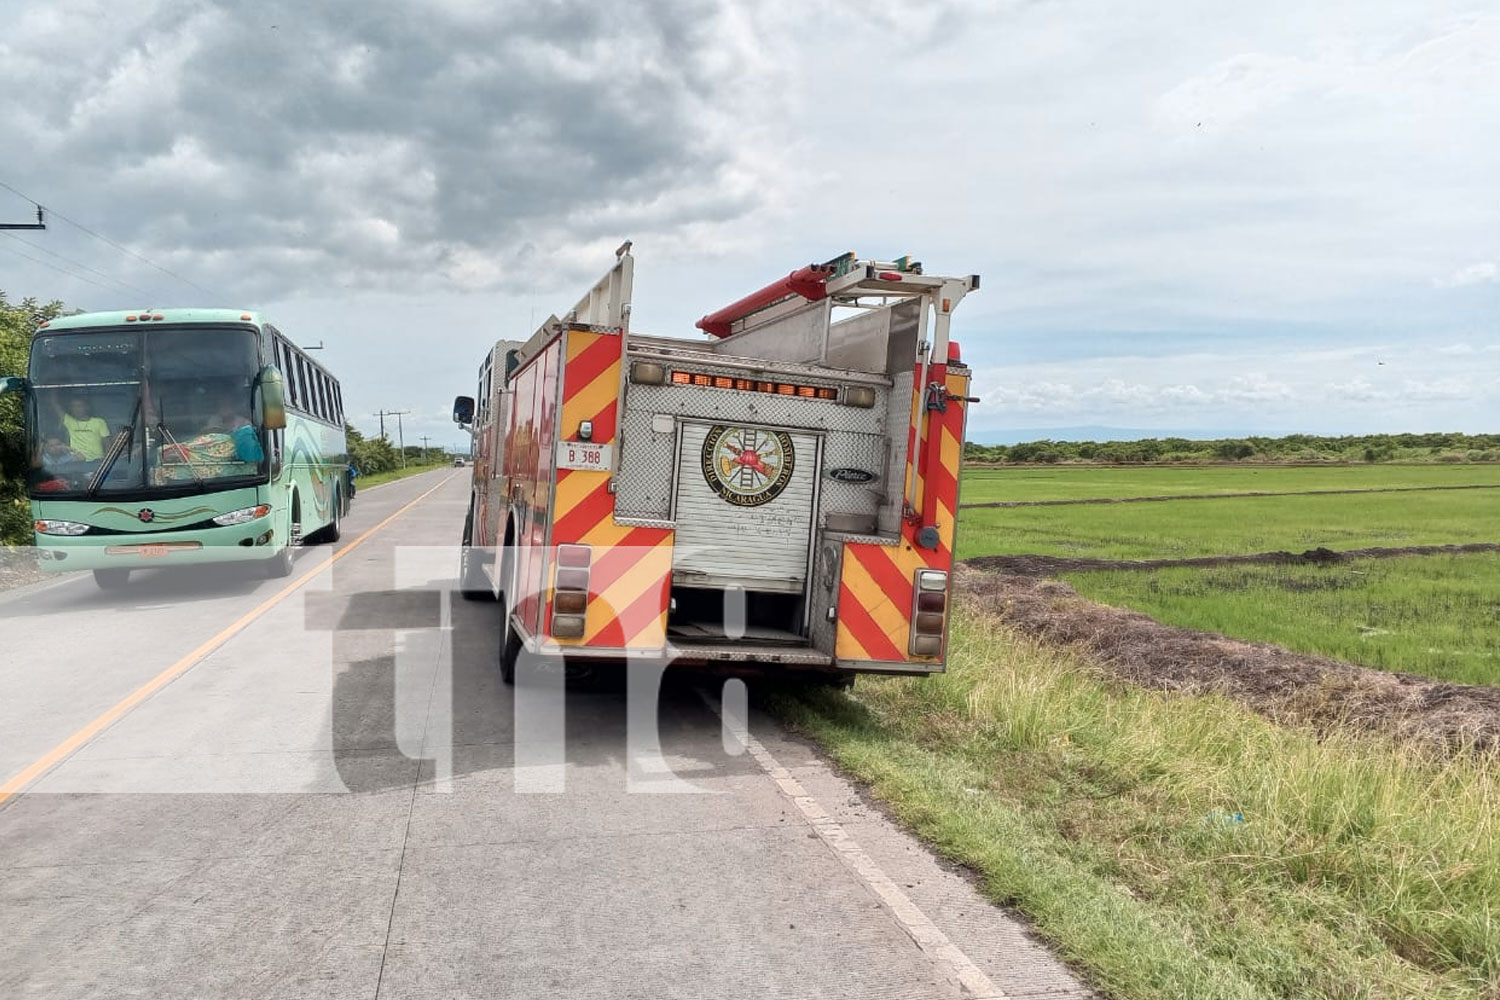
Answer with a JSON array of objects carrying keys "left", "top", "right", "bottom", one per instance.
[{"left": 59, "top": 397, "right": 111, "bottom": 462}]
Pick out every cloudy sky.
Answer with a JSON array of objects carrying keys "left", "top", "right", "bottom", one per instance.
[{"left": 2, "top": 0, "right": 1497, "bottom": 446}]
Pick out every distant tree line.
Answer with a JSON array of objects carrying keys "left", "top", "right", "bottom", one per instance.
[
  {"left": 346, "top": 423, "right": 452, "bottom": 475},
  {"left": 964, "top": 432, "right": 1500, "bottom": 465}
]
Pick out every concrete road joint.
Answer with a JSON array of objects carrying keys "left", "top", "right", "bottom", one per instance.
[{"left": 703, "top": 691, "right": 1007, "bottom": 1000}]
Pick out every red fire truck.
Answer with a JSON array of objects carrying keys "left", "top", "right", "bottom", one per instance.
[{"left": 454, "top": 244, "right": 978, "bottom": 683}]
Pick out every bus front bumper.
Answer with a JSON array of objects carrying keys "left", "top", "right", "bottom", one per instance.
[{"left": 35, "top": 524, "right": 284, "bottom": 572}]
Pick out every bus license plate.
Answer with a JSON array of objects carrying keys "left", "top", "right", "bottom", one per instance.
[
  {"left": 139, "top": 544, "right": 170, "bottom": 558},
  {"left": 556, "top": 441, "right": 612, "bottom": 471}
]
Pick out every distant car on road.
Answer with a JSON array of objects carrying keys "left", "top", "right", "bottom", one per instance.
[{"left": 453, "top": 457, "right": 465, "bottom": 467}]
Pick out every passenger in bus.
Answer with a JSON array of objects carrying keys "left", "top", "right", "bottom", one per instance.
[
  {"left": 201, "top": 396, "right": 264, "bottom": 463},
  {"left": 41, "top": 436, "right": 81, "bottom": 465},
  {"left": 52, "top": 396, "right": 111, "bottom": 462}
]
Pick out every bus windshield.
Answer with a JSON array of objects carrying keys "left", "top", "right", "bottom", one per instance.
[{"left": 27, "top": 325, "right": 266, "bottom": 499}]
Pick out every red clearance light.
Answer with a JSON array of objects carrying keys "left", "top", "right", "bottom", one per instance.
[
  {"left": 124, "top": 315, "right": 137, "bottom": 322},
  {"left": 669, "top": 368, "right": 840, "bottom": 402},
  {"left": 152, "top": 314, "right": 165, "bottom": 321},
  {"left": 240, "top": 313, "right": 252, "bottom": 321},
  {"left": 38, "top": 321, "right": 49, "bottom": 328},
  {"left": 877, "top": 271, "right": 903, "bottom": 281}
]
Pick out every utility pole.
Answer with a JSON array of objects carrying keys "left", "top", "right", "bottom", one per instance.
[
  {"left": 420, "top": 435, "right": 430, "bottom": 463},
  {"left": 0, "top": 206, "right": 45, "bottom": 230},
  {"left": 374, "top": 408, "right": 410, "bottom": 442}
]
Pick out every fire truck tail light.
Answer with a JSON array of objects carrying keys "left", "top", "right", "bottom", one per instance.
[
  {"left": 552, "top": 614, "right": 586, "bottom": 638},
  {"left": 911, "top": 635, "right": 943, "bottom": 658},
  {"left": 556, "top": 567, "right": 589, "bottom": 591},
  {"left": 557, "top": 544, "right": 591, "bottom": 567},
  {"left": 552, "top": 545, "right": 592, "bottom": 639},
  {"left": 910, "top": 569, "right": 949, "bottom": 658}
]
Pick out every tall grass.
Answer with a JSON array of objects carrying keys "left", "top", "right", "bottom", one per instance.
[{"left": 773, "top": 611, "right": 1500, "bottom": 999}]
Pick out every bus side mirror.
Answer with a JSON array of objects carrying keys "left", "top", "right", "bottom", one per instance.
[
  {"left": 453, "top": 395, "right": 475, "bottom": 426},
  {"left": 0, "top": 376, "right": 28, "bottom": 396},
  {"left": 257, "top": 366, "right": 288, "bottom": 430}
]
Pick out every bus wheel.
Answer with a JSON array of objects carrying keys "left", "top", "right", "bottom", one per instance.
[
  {"left": 458, "top": 508, "right": 491, "bottom": 601},
  {"left": 312, "top": 493, "right": 342, "bottom": 545},
  {"left": 93, "top": 568, "right": 130, "bottom": 589},
  {"left": 264, "top": 544, "right": 295, "bottom": 578}
]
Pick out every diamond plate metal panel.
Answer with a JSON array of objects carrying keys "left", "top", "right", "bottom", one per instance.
[
  {"left": 615, "top": 372, "right": 916, "bottom": 547},
  {"left": 615, "top": 401, "right": 675, "bottom": 519}
]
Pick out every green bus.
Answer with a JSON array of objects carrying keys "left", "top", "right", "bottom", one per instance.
[{"left": 0, "top": 308, "right": 350, "bottom": 588}]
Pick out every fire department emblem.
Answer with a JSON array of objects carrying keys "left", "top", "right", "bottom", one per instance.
[{"left": 701, "top": 426, "right": 795, "bottom": 507}]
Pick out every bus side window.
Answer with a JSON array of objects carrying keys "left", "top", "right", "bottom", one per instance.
[
  {"left": 295, "top": 357, "right": 309, "bottom": 413},
  {"left": 283, "top": 343, "right": 301, "bottom": 410}
]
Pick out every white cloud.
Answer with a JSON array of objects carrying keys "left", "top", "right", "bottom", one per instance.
[
  {"left": 1327, "top": 378, "right": 1381, "bottom": 402},
  {"left": 1400, "top": 378, "right": 1472, "bottom": 401},
  {"left": 1218, "top": 373, "right": 1294, "bottom": 403},
  {"left": 1435, "top": 262, "right": 1499, "bottom": 288}
]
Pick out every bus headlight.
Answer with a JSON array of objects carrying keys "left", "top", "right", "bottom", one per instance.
[
  {"left": 212, "top": 505, "right": 272, "bottom": 526},
  {"left": 34, "top": 519, "right": 89, "bottom": 536}
]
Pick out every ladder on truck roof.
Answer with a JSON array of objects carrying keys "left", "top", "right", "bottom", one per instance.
[{"left": 694, "top": 252, "right": 981, "bottom": 551}]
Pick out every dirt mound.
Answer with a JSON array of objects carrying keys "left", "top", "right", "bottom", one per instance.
[
  {"left": 966, "top": 542, "right": 1500, "bottom": 577},
  {"left": 955, "top": 567, "right": 1500, "bottom": 754}
]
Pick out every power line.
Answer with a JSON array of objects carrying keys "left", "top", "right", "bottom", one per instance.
[
  {"left": 0, "top": 177, "right": 221, "bottom": 300},
  {"left": 0, "top": 231, "right": 157, "bottom": 299},
  {"left": 0, "top": 240, "right": 134, "bottom": 296}
]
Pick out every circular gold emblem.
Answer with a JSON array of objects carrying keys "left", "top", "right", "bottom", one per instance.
[{"left": 701, "top": 425, "right": 795, "bottom": 507}]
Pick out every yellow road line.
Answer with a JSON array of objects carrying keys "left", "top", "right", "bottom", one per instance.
[{"left": 0, "top": 472, "right": 457, "bottom": 807}]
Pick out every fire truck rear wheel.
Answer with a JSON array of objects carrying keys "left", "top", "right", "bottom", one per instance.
[
  {"left": 499, "top": 615, "right": 520, "bottom": 685},
  {"left": 458, "top": 508, "right": 491, "bottom": 601}
]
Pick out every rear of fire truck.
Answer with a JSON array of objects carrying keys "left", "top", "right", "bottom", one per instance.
[{"left": 455, "top": 244, "right": 978, "bottom": 683}]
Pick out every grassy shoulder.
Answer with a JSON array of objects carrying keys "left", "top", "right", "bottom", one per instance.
[
  {"left": 957, "top": 488, "right": 1497, "bottom": 561},
  {"left": 961, "top": 463, "right": 1500, "bottom": 504},
  {"left": 357, "top": 460, "right": 456, "bottom": 489},
  {"left": 771, "top": 612, "right": 1500, "bottom": 1000},
  {"left": 1062, "top": 553, "right": 1500, "bottom": 686}
]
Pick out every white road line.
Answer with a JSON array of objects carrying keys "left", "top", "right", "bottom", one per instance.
[{"left": 707, "top": 691, "right": 1006, "bottom": 999}]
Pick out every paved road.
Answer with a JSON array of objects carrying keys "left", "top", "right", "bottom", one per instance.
[{"left": 0, "top": 470, "right": 1090, "bottom": 999}]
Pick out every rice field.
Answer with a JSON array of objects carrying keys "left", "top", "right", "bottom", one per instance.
[{"left": 957, "top": 463, "right": 1500, "bottom": 682}]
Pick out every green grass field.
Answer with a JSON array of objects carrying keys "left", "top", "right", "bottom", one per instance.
[
  {"left": 957, "top": 488, "right": 1498, "bottom": 561},
  {"left": 357, "top": 459, "right": 456, "bottom": 489},
  {"left": 1063, "top": 553, "right": 1500, "bottom": 685},
  {"left": 961, "top": 463, "right": 1500, "bottom": 504},
  {"left": 774, "top": 613, "right": 1500, "bottom": 1000},
  {"left": 955, "top": 463, "right": 1499, "bottom": 683}
]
